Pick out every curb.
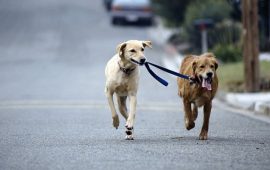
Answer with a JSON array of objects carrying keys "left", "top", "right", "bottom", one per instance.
[
  {"left": 255, "top": 102, "right": 270, "bottom": 116},
  {"left": 223, "top": 92, "right": 270, "bottom": 116}
]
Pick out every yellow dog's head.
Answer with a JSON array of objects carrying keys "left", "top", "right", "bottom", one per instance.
[{"left": 116, "top": 40, "right": 152, "bottom": 65}]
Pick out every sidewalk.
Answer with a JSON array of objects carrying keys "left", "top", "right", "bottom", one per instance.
[{"left": 147, "top": 22, "right": 270, "bottom": 118}]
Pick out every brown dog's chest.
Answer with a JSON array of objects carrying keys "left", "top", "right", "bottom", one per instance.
[{"left": 190, "top": 88, "right": 213, "bottom": 107}]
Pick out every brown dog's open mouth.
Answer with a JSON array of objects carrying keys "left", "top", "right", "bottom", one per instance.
[{"left": 201, "top": 76, "right": 212, "bottom": 90}]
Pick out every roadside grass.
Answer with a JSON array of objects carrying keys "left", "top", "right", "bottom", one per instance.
[{"left": 218, "top": 61, "right": 270, "bottom": 92}]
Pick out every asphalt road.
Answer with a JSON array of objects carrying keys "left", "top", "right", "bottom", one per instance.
[{"left": 0, "top": 1, "right": 269, "bottom": 170}]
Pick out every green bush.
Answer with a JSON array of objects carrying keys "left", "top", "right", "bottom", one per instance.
[
  {"left": 209, "top": 20, "right": 243, "bottom": 63},
  {"left": 208, "top": 20, "right": 242, "bottom": 48},
  {"left": 212, "top": 44, "right": 242, "bottom": 63}
]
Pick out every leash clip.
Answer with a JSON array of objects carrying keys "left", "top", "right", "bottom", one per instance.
[{"left": 189, "top": 77, "right": 196, "bottom": 85}]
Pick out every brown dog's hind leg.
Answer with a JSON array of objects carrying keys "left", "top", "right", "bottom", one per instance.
[
  {"left": 183, "top": 99, "right": 195, "bottom": 130},
  {"left": 199, "top": 102, "right": 212, "bottom": 140}
]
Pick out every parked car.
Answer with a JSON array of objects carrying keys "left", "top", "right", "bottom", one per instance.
[
  {"left": 103, "top": 0, "right": 113, "bottom": 11},
  {"left": 110, "top": 0, "right": 153, "bottom": 26}
]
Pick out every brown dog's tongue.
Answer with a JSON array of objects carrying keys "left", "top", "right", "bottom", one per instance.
[{"left": 202, "top": 79, "right": 212, "bottom": 90}]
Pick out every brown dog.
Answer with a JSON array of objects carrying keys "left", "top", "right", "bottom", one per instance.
[{"left": 177, "top": 53, "right": 218, "bottom": 140}]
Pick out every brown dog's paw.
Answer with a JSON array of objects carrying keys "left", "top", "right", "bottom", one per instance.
[
  {"left": 185, "top": 121, "right": 195, "bottom": 130},
  {"left": 199, "top": 130, "right": 208, "bottom": 140},
  {"left": 112, "top": 115, "right": 119, "bottom": 129}
]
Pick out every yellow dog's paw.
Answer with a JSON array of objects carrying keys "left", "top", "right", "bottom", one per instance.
[
  {"left": 112, "top": 115, "right": 119, "bottom": 129},
  {"left": 125, "top": 125, "right": 134, "bottom": 140}
]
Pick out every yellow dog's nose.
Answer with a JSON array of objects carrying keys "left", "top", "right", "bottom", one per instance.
[{"left": 140, "top": 58, "right": 146, "bottom": 64}]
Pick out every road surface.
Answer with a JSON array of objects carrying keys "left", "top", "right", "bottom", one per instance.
[{"left": 0, "top": 0, "right": 269, "bottom": 169}]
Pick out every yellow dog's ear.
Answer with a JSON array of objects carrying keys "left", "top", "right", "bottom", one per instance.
[
  {"left": 116, "top": 42, "right": 127, "bottom": 58},
  {"left": 142, "top": 41, "right": 152, "bottom": 48}
]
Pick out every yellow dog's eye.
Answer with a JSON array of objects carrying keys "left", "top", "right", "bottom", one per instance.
[
  {"left": 130, "top": 49, "right": 136, "bottom": 53},
  {"left": 200, "top": 65, "right": 205, "bottom": 68},
  {"left": 141, "top": 48, "right": 144, "bottom": 51},
  {"left": 210, "top": 65, "right": 214, "bottom": 68}
]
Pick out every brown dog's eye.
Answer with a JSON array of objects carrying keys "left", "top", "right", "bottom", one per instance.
[
  {"left": 130, "top": 49, "right": 136, "bottom": 53},
  {"left": 210, "top": 65, "right": 214, "bottom": 68},
  {"left": 200, "top": 65, "right": 205, "bottom": 68},
  {"left": 141, "top": 48, "right": 144, "bottom": 51}
]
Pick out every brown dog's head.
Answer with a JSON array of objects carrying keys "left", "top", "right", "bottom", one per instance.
[
  {"left": 192, "top": 53, "right": 218, "bottom": 90},
  {"left": 116, "top": 40, "right": 152, "bottom": 65}
]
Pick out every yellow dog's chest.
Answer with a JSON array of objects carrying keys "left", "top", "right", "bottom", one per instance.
[{"left": 115, "top": 83, "right": 129, "bottom": 96}]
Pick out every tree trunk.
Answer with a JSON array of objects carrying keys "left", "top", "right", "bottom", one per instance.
[{"left": 242, "top": 0, "right": 260, "bottom": 92}]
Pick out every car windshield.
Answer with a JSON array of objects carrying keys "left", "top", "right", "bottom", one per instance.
[{"left": 113, "top": 0, "right": 150, "bottom": 6}]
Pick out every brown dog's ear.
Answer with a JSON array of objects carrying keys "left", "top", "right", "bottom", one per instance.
[
  {"left": 204, "top": 52, "right": 215, "bottom": 58},
  {"left": 214, "top": 61, "right": 219, "bottom": 70},
  {"left": 192, "top": 61, "right": 197, "bottom": 74},
  {"left": 209, "top": 54, "right": 218, "bottom": 70},
  {"left": 142, "top": 41, "right": 152, "bottom": 48},
  {"left": 116, "top": 42, "right": 127, "bottom": 58},
  {"left": 206, "top": 53, "right": 218, "bottom": 70}
]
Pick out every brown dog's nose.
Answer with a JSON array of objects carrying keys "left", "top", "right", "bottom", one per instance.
[{"left": 207, "top": 72, "right": 213, "bottom": 78}]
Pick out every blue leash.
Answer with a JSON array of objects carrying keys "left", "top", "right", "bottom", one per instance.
[{"left": 144, "top": 61, "right": 195, "bottom": 86}]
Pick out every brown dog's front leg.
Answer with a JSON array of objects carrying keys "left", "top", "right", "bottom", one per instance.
[
  {"left": 183, "top": 99, "right": 195, "bottom": 130},
  {"left": 192, "top": 104, "right": 198, "bottom": 121},
  {"left": 199, "top": 102, "right": 212, "bottom": 140}
]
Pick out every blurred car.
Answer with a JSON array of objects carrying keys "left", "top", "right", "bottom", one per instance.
[
  {"left": 110, "top": 0, "right": 153, "bottom": 25},
  {"left": 103, "top": 0, "right": 113, "bottom": 11}
]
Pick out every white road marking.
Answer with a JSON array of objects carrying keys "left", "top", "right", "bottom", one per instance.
[{"left": 0, "top": 100, "right": 182, "bottom": 112}]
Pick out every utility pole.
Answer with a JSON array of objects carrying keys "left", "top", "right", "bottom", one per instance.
[
  {"left": 193, "top": 19, "right": 213, "bottom": 53},
  {"left": 242, "top": 0, "right": 260, "bottom": 92}
]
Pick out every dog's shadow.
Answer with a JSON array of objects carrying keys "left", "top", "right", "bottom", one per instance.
[
  {"left": 118, "top": 136, "right": 266, "bottom": 146},
  {"left": 171, "top": 136, "right": 266, "bottom": 146}
]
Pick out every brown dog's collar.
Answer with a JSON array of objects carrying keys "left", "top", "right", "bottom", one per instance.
[
  {"left": 118, "top": 62, "right": 136, "bottom": 75},
  {"left": 190, "top": 75, "right": 201, "bottom": 85},
  {"left": 195, "top": 75, "right": 201, "bottom": 84}
]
